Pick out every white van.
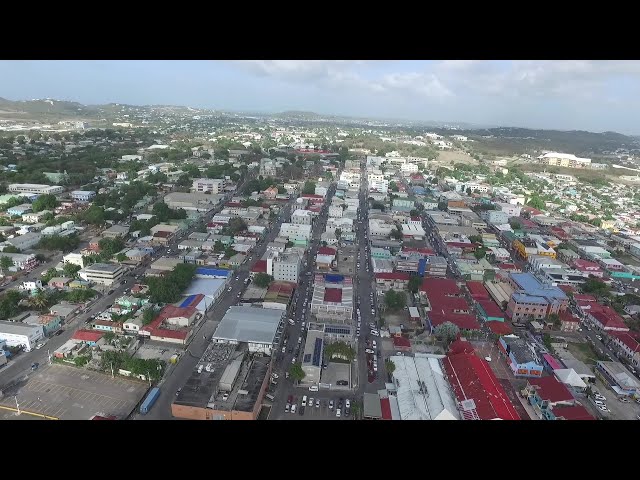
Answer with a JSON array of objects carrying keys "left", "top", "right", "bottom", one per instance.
[{"left": 308, "top": 385, "right": 319, "bottom": 392}]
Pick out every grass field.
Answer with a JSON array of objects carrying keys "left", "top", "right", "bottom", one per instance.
[{"left": 436, "top": 150, "right": 478, "bottom": 165}]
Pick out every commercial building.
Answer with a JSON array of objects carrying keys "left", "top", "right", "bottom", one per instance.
[
  {"left": 497, "top": 336, "right": 544, "bottom": 378},
  {"left": 7, "top": 204, "right": 32, "bottom": 216},
  {"left": 291, "top": 209, "right": 313, "bottom": 226},
  {"left": 301, "top": 330, "right": 324, "bottom": 386},
  {"left": 7, "top": 232, "right": 42, "bottom": 251},
  {"left": 521, "top": 376, "right": 582, "bottom": 420},
  {"left": 506, "top": 273, "right": 568, "bottom": 320},
  {"left": 374, "top": 272, "right": 411, "bottom": 292},
  {"left": 172, "top": 343, "right": 271, "bottom": 420},
  {"left": 63, "top": 252, "right": 86, "bottom": 268},
  {"left": 71, "top": 190, "right": 96, "bottom": 202},
  {"left": 388, "top": 354, "right": 460, "bottom": 420},
  {"left": 78, "top": 263, "right": 126, "bottom": 286},
  {"left": 0, "top": 252, "right": 38, "bottom": 271},
  {"left": 310, "top": 274, "right": 353, "bottom": 322},
  {"left": 0, "top": 320, "right": 44, "bottom": 352},
  {"left": 191, "top": 178, "right": 225, "bottom": 194},
  {"left": 443, "top": 341, "right": 520, "bottom": 420},
  {"left": 279, "top": 223, "right": 312, "bottom": 244},
  {"left": 164, "top": 192, "right": 222, "bottom": 212},
  {"left": 8, "top": 183, "right": 64, "bottom": 195},
  {"left": 595, "top": 361, "right": 640, "bottom": 396},
  {"left": 212, "top": 306, "right": 285, "bottom": 356},
  {"left": 272, "top": 253, "right": 302, "bottom": 283},
  {"left": 539, "top": 152, "right": 591, "bottom": 168}
]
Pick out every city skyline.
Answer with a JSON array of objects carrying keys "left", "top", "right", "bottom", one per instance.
[{"left": 1, "top": 60, "right": 640, "bottom": 134}]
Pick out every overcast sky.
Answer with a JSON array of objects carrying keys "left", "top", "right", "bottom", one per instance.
[{"left": 1, "top": 60, "right": 640, "bottom": 134}]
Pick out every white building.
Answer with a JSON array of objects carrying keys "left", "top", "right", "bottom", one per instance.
[
  {"left": 0, "top": 320, "right": 44, "bottom": 352},
  {"left": 211, "top": 306, "right": 285, "bottom": 356},
  {"left": 328, "top": 206, "right": 343, "bottom": 218},
  {"left": 191, "top": 178, "right": 225, "bottom": 194},
  {"left": 8, "top": 184, "right": 64, "bottom": 195},
  {"left": 71, "top": 190, "right": 96, "bottom": 202},
  {"left": 497, "top": 202, "right": 522, "bottom": 217},
  {"left": 279, "top": 223, "right": 312, "bottom": 242},
  {"left": 78, "top": 263, "right": 126, "bottom": 286},
  {"left": 19, "top": 279, "right": 43, "bottom": 291},
  {"left": 539, "top": 152, "right": 592, "bottom": 168},
  {"left": 291, "top": 209, "right": 313, "bottom": 226},
  {"left": 400, "top": 163, "right": 419, "bottom": 174},
  {"left": 272, "top": 253, "right": 302, "bottom": 283},
  {"left": 63, "top": 252, "right": 86, "bottom": 268}
]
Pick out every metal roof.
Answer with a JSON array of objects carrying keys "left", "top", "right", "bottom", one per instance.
[{"left": 212, "top": 306, "right": 284, "bottom": 345}]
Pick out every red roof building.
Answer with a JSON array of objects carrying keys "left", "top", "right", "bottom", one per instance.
[
  {"left": 610, "top": 332, "right": 640, "bottom": 357},
  {"left": 375, "top": 272, "right": 411, "bottom": 282},
  {"left": 323, "top": 288, "right": 342, "bottom": 303},
  {"left": 72, "top": 329, "right": 105, "bottom": 343},
  {"left": 251, "top": 260, "right": 268, "bottom": 274},
  {"left": 477, "top": 299, "right": 505, "bottom": 320},
  {"left": 558, "top": 284, "right": 577, "bottom": 294},
  {"left": 573, "top": 294, "right": 597, "bottom": 303},
  {"left": 392, "top": 336, "right": 412, "bottom": 351},
  {"left": 551, "top": 405, "right": 595, "bottom": 421},
  {"left": 589, "top": 307, "right": 629, "bottom": 332},
  {"left": 526, "top": 376, "right": 574, "bottom": 404},
  {"left": 401, "top": 246, "right": 436, "bottom": 257},
  {"left": 449, "top": 339, "right": 475, "bottom": 355},
  {"left": 380, "top": 397, "right": 392, "bottom": 420},
  {"left": 487, "top": 321, "right": 513, "bottom": 336},
  {"left": 466, "top": 281, "right": 490, "bottom": 300},
  {"left": 443, "top": 352, "right": 520, "bottom": 420},
  {"left": 429, "top": 312, "right": 480, "bottom": 331},
  {"left": 420, "top": 277, "right": 460, "bottom": 296},
  {"left": 317, "top": 246, "right": 337, "bottom": 256}
]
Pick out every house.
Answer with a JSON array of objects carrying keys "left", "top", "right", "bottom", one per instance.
[
  {"left": 102, "top": 224, "right": 129, "bottom": 239},
  {"left": 71, "top": 329, "right": 105, "bottom": 346},
  {"left": 610, "top": 332, "right": 640, "bottom": 365},
  {"left": 49, "top": 303, "right": 80, "bottom": 320},
  {"left": 497, "top": 336, "right": 544, "bottom": 377},
  {"left": 48, "top": 277, "right": 72, "bottom": 289},
  {"left": 92, "top": 320, "right": 124, "bottom": 334},
  {"left": 559, "top": 311, "right": 580, "bottom": 332},
  {"left": 23, "top": 314, "right": 62, "bottom": 336},
  {"left": 374, "top": 272, "right": 411, "bottom": 292},
  {"left": 521, "top": 376, "right": 577, "bottom": 420}
]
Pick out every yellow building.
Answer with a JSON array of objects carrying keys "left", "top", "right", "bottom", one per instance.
[{"left": 513, "top": 239, "right": 556, "bottom": 260}]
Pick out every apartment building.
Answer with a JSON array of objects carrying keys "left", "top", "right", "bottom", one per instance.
[
  {"left": 272, "top": 253, "right": 302, "bottom": 283},
  {"left": 78, "top": 263, "right": 126, "bottom": 286},
  {"left": 8, "top": 184, "right": 64, "bottom": 195},
  {"left": 71, "top": 190, "right": 96, "bottom": 202},
  {"left": 191, "top": 178, "right": 225, "bottom": 194}
]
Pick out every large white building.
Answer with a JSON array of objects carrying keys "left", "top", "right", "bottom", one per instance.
[
  {"left": 63, "top": 252, "right": 86, "bottom": 268},
  {"left": 8, "top": 184, "right": 64, "bottom": 195},
  {"left": 191, "top": 178, "right": 225, "bottom": 194},
  {"left": 291, "top": 209, "right": 313, "bottom": 226},
  {"left": 0, "top": 320, "right": 44, "bottom": 352},
  {"left": 78, "top": 263, "right": 126, "bottom": 286},
  {"left": 539, "top": 152, "right": 591, "bottom": 168},
  {"left": 211, "top": 306, "right": 285, "bottom": 356},
  {"left": 279, "top": 223, "right": 312, "bottom": 242},
  {"left": 272, "top": 253, "right": 302, "bottom": 283}
]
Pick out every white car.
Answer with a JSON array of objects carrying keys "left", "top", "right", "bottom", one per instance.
[
  {"left": 365, "top": 348, "right": 374, "bottom": 354},
  {"left": 597, "top": 405, "right": 609, "bottom": 412},
  {"left": 370, "top": 330, "right": 379, "bottom": 337},
  {"left": 281, "top": 346, "right": 286, "bottom": 353},
  {"left": 291, "top": 404, "right": 297, "bottom": 414},
  {"left": 291, "top": 357, "right": 296, "bottom": 364},
  {"left": 485, "top": 356, "right": 492, "bottom": 362},
  {"left": 335, "top": 408, "right": 341, "bottom": 418},
  {"left": 593, "top": 400, "right": 606, "bottom": 407},
  {"left": 372, "top": 340, "right": 377, "bottom": 348},
  {"left": 594, "top": 394, "right": 606, "bottom": 402},
  {"left": 35, "top": 343, "right": 45, "bottom": 350}
]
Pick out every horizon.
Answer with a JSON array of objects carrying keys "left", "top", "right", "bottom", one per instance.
[{"left": 2, "top": 60, "right": 640, "bottom": 135}]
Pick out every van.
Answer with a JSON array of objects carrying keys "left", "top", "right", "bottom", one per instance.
[
  {"left": 265, "top": 393, "right": 275, "bottom": 402},
  {"left": 308, "top": 385, "right": 319, "bottom": 392}
]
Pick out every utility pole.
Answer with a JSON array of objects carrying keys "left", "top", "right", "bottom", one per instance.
[
  {"left": 47, "top": 349, "right": 52, "bottom": 365},
  {"left": 14, "top": 396, "right": 20, "bottom": 415}
]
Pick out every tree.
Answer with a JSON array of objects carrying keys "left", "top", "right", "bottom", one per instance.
[
  {"left": 289, "top": 362, "right": 305, "bottom": 382},
  {"left": 38, "top": 234, "right": 80, "bottom": 252},
  {"left": 334, "top": 228, "right": 342, "bottom": 241},
  {"left": 254, "top": 273, "right": 273, "bottom": 288},
  {"left": 385, "top": 358, "right": 396, "bottom": 375},
  {"left": 41, "top": 267, "right": 59, "bottom": 283},
  {"left": 228, "top": 217, "right": 247, "bottom": 234},
  {"left": 146, "top": 263, "right": 196, "bottom": 303},
  {"left": 474, "top": 247, "right": 487, "bottom": 260},
  {"left": 28, "top": 289, "right": 51, "bottom": 311},
  {"left": 468, "top": 235, "right": 483, "bottom": 244},
  {"left": 527, "top": 194, "right": 545, "bottom": 211},
  {"left": 0, "top": 256, "right": 13, "bottom": 275},
  {"left": 389, "top": 181, "right": 399, "bottom": 192},
  {"left": 548, "top": 313, "right": 561, "bottom": 329},
  {"left": 384, "top": 289, "right": 406, "bottom": 311},
  {"left": 390, "top": 227, "right": 403, "bottom": 241},
  {"left": 98, "top": 237, "right": 125, "bottom": 257},
  {"left": 224, "top": 246, "right": 236, "bottom": 259},
  {"left": 583, "top": 278, "right": 610, "bottom": 296},
  {"left": 116, "top": 253, "right": 128, "bottom": 263},
  {"left": 408, "top": 276, "right": 422, "bottom": 294},
  {"left": 103, "top": 332, "right": 116, "bottom": 343},
  {"left": 509, "top": 218, "right": 522, "bottom": 230},
  {"left": 371, "top": 201, "right": 385, "bottom": 211},
  {"left": 1, "top": 245, "right": 19, "bottom": 253},
  {"left": 323, "top": 341, "right": 356, "bottom": 362},
  {"left": 302, "top": 181, "right": 316, "bottom": 195},
  {"left": 142, "top": 307, "right": 158, "bottom": 325},
  {"left": 410, "top": 209, "right": 420, "bottom": 217},
  {"left": 434, "top": 321, "right": 460, "bottom": 346},
  {"left": 31, "top": 194, "right": 58, "bottom": 212},
  {"left": 0, "top": 290, "right": 23, "bottom": 319},
  {"left": 62, "top": 262, "right": 81, "bottom": 279},
  {"left": 81, "top": 205, "right": 106, "bottom": 225}
]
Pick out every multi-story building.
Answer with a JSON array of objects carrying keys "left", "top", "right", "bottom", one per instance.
[
  {"left": 291, "top": 209, "right": 313, "bottom": 225},
  {"left": 22, "top": 210, "right": 51, "bottom": 224},
  {"left": 513, "top": 238, "right": 556, "bottom": 260},
  {"left": 279, "top": 223, "right": 312, "bottom": 244},
  {"left": 506, "top": 273, "right": 568, "bottom": 320},
  {"left": 71, "top": 190, "right": 96, "bottom": 202},
  {"left": 191, "top": 178, "right": 225, "bottom": 194},
  {"left": 538, "top": 152, "right": 591, "bottom": 169},
  {"left": 484, "top": 210, "right": 509, "bottom": 225},
  {"left": 0, "top": 253, "right": 38, "bottom": 271},
  {"left": 374, "top": 272, "right": 411, "bottom": 292},
  {"left": 497, "top": 336, "right": 544, "bottom": 378},
  {"left": 8, "top": 184, "right": 64, "bottom": 195},
  {"left": 328, "top": 206, "right": 343, "bottom": 218},
  {"left": 0, "top": 320, "right": 44, "bottom": 352},
  {"left": 78, "top": 263, "right": 126, "bottom": 286},
  {"left": 63, "top": 252, "right": 86, "bottom": 268},
  {"left": 272, "top": 253, "right": 302, "bottom": 283}
]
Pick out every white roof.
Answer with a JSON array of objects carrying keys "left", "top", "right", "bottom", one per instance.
[
  {"left": 553, "top": 368, "right": 587, "bottom": 389},
  {"left": 390, "top": 354, "right": 460, "bottom": 421},
  {"left": 539, "top": 152, "right": 591, "bottom": 162}
]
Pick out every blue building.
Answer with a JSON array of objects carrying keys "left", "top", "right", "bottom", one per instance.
[
  {"left": 71, "top": 190, "right": 96, "bottom": 203},
  {"left": 497, "top": 336, "right": 544, "bottom": 378}
]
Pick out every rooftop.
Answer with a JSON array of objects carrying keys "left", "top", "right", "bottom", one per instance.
[{"left": 213, "top": 306, "right": 284, "bottom": 345}]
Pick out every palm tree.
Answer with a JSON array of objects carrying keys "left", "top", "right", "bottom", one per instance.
[
  {"left": 28, "top": 289, "right": 50, "bottom": 311},
  {"left": 0, "top": 256, "right": 13, "bottom": 276}
]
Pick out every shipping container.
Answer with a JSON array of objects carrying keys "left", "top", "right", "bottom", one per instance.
[{"left": 139, "top": 387, "right": 160, "bottom": 415}]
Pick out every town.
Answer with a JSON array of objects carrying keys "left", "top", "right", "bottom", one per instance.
[{"left": 0, "top": 98, "right": 639, "bottom": 421}]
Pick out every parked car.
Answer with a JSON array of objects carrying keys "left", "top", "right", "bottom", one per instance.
[
  {"left": 329, "top": 400, "right": 334, "bottom": 410},
  {"left": 337, "top": 380, "right": 348, "bottom": 386},
  {"left": 335, "top": 408, "right": 341, "bottom": 418},
  {"left": 35, "top": 343, "right": 44, "bottom": 350},
  {"left": 31, "top": 362, "right": 39, "bottom": 371},
  {"left": 594, "top": 394, "right": 606, "bottom": 401},
  {"left": 365, "top": 348, "right": 374, "bottom": 354},
  {"left": 290, "top": 404, "right": 297, "bottom": 414},
  {"left": 55, "top": 329, "right": 64, "bottom": 336}
]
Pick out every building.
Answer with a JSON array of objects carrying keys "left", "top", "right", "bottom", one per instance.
[
  {"left": 388, "top": 354, "right": 460, "bottom": 420},
  {"left": 164, "top": 192, "right": 221, "bottom": 213},
  {"left": 310, "top": 274, "right": 354, "bottom": 322},
  {"left": 78, "top": 263, "right": 126, "bottom": 286},
  {"left": 101, "top": 224, "right": 129, "bottom": 239},
  {"left": 443, "top": 343, "right": 520, "bottom": 420},
  {"left": 513, "top": 238, "right": 556, "bottom": 260},
  {"left": 71, "top": 190, "right": 96, "bottom": 203},
  {"left": 0, "top": 320, "right": 44, "bottom": 352},
  {"left": 506, "top": 273, "right": 568, "bottom": 320},
  {"left": 291, "top": 209, "right": 313, "bottom": 226},
  {"left": 272, "top": 253, "right": 302, "bottom": 283},
  {"left": 23, "top": 314, "right": 62, "bottom": 336},
  {"left": 595, "top": 361, "right": 640, "bottom": 396},
  {"left": 279, "top": 223, "right": 312, "bottom": 244},
  {"left": 63, "top": 252, "right": 86, "bottom": 268},
  {"left": 497, "top": 336, "right": 544, "bottom": 377},
  {"left": 301, "top": 330, "right": 324, "bottom": 386},
  {"left": 0, "top": 252, "right": 38, "bottom": 271},
  {"left": 7, "top": 204, "right": 32, "bottom": 216},
  {"left": 539, "top": 152, "right": 591, "bottom": 169},
  {"left": 521, "top": 376, "right": 579, "bottom": 420},
  {"left": 192, "top": 178, "right": 225, "bottom": 194},
  {"left": 211, "top": 306, "right": 285, "bottom": 356},
  {"left": 8, "top": 183, "right": 64, "bottom": 195},
  {"left": 172, "top": 343, "right": 270, "bottom": 420},
  {"left": 374, "top": 272, "right": 411, "bottom": 292}
]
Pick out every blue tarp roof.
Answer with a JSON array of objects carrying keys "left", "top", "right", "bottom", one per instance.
[
  {"left": 196, "top": 267, "right": 230, "bottom": 277},
  {"left": 179, "top": 295, "right": 198, "bottom": 308}
]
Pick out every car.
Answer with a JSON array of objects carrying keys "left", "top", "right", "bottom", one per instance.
[
  {"left": 373, "top": 365, "right": 378, "bottom": 372},
  {"left": 301, "top": 396, "right": 307, "bottom": 407},
  {"left": 596, "top": 335, "right": 603, "bottom": 341},
  {"left": 371, "top": 309, "right": 376, "bottom": 315},
  {"left": 290, "top": 404, "right": 297, "bottom": 414},
  {"left": 619, "top": 397, "right": 630, "bottom": 403},
  {"left": 594, "top": 394, "right": 606, "bottom": 401},
  {"left": 370, "top": 330, "right": 379, "bottom": 337},
  {"left": 315, "top": 398, "right": 320, "bottom": 408},
  {"left": 365, "top": 348, "right": 374, "bottom": 354},
  {"left": 329, "top": 400, "right": 334, "bottom": 410},
  {"left": 35, "top": 343, "right": 44, "bottom": 350},
  {"left": 372, "top": 340, "right": 377, "bottom": 348},
  {"left": 271, "top": 372, "right": 279, "bottom": 380},
  {"left": 485, "top": 356, "right": 492, "bottom": 362},
  {"left": 227, "top": 287, "right": 232, "bottom": 292},
  {"left": 31, "top": 362, "right": 39, "bottom": 370},
  {"left": 222, "top": 393, "right": 229, "bottom": 401},
  {"left": 337, "top": 380, "right": 348, "bottom": 386},
  {"left": 55, "top": 329, "right": 64, "bottom": 336},
  {"left": 335, "top": 408, "right": 341, "bottom": 418},
  {"left": 176, "top": 388, "right": 182, "bottom": 396},
  {"left": 285, "top": 404, "right": 290, "bottom": 413},
  {"left": 299, "top": 405, "right": 305, "bottom": 416},
  {"left": 291, "top": 357, "right": 296, "bottom": 364},
  {"left": 597, "top": 405, "right": 609, "bottom": 412},
  {"left": 107, "top": 290, "right": 115, "bottom": 295},
  {"left": 593, "top": 400, "right": 606, "bottom": 407}
]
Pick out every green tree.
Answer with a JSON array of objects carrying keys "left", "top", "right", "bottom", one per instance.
[
  {"left": 62, "top": 262, "right": 81, "bottom": 279},
  {"left": 385, "top": 358, "right": 396, "bottom": 375},
  {"left": 384, "top": 289, "right": 406, "bottom": 311},
  {"left": 41, "top": 267, "right": 59, "bottom": 284},
  {"left": 31, "top": 194, "right": 58, "bottom": 212},
  {"left": 474, "top": 247, "right": 487, "bottom": 260},
  {"left": 146, "top": 263, "right": 196, "bottom": 303},
  {"left": 0, "top": 256, "right": 13, "bottom": 275},
  {"left": 408, "top": 276, "right": 422, "bottom": 294},
  {"left": 410, "top": 209, "right": 420, "bottom": 217},
  {"left": 98, "top": 237, "right": 125, "bottom": 257},
  {"left": 228, "top": 217, "right": 247, "bottom": 233},
  {"left": 64, "top": 289, "right": 97, "bottom": 303},
  {"left": 142, "top": 307, "right": 158, "bottom": 326},
  {"left": 390, "top": 227, "right": 403, "bottom": 241},
  {"left": 1, "top": 245, "right": 19, "bottom": 254},
  {"left": 302, "top": 181, "right": 316, "bottom": 195},
  {"left": 527, "top": 194, "right": 545, "bottom": 211},
  {"left": 81, "top": 205, "right": 106, "bottom": 225},
  {"left": 509, "top": 219, "right": 522, "bottom": 230},
  {"left": 434, "top": 321, "right": 460, "bottom": 346},
  {"left": 116, "top": 253, "right": 127, "bottom": 263},
  {"left": 254, "top": 273, "right": 273, "bottom": 288},
  {"left": 323, "top": 341, "right": 356, "bottom": 362},
  {"left": 548, "top": 313, "right": 561, "bottom": 329},
  {"left": 289, "top": 362, "right": 306, "bottom": 382}
]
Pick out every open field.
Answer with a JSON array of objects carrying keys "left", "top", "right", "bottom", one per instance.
[{"left": 436, "top": 150, "right": 478, "bottom": 165}]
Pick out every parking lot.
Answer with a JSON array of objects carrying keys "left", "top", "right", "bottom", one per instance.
[
  {"left": 273, "top": 395, "right": 353, "bottom": 420},
  {"left": 471, "top": 340, "right": 512, "bottom": 379},
  {"left": 0, "top": 363, "right": 149, "bottom": 420},
  {"left": 322, "top": 362, "right": 351, "bottom": 390}
]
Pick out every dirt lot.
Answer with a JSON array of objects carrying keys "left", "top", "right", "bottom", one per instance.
[
  {"left": 436, "top": 150, "right": 478, "bottom": 166},
  {"left": 566, "top": 341, "right": 601, "bottom": 365}
]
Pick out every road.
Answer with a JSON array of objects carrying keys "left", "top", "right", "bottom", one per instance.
[{"left": 137, "top": 194, "right": 294, "bottom": 419}]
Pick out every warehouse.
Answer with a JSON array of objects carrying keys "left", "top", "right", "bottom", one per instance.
[
  {"left": 0, "top": 320, "right": 44, "bottom": 352},
  {"left": 211, "top": 306, "right": 285, "bottom": 356}
]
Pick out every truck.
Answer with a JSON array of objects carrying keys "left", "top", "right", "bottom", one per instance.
[{"left": 139, "top": 387, "right": 160, "bottom": 415}]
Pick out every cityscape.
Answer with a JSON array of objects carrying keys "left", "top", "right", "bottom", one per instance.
[{"left": 0, "top": 60, "right": 640, "bottom": 421}]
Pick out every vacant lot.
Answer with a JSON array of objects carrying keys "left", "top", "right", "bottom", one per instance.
[
  {"left": 566, "top": 341, "right": 602, "bottom": 365},
  {"left": 0, "top": 363, "right": 149, "bottom": 420},
  {"left": 437, "top": 150, "right": 478, "bottom": 166}
]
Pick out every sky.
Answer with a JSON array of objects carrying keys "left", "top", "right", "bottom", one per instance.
[{"left": 1, "top": 60, "right": 640, "bottom": 134}]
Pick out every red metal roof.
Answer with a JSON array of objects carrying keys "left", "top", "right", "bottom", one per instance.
[
  {"left": 478, "top": 299, "right": 504, "bottom": 319},
  {"left": 323, "top": 288, "right": 342, "bottom": 303},
  {"left": 430, "top": 312, "right": 480, "bottom": 331},
  {"left": 380, "top": 398, "right": 392, "bottom": 420},
  {"left": 443, "top": 353, "right": 520, "bottom": 420},
  {"left": 392, "top": 336, "right": 411, "bottom": 349},
  {"left": 611, "top": 332, "right": 640, "bottom": 353},
  {"left": 446, "top": 241, "right": 478, "bottom": 250},
  {"left": 375, "top": 272, "right": 411, "bottom": 282},
  {"left": 317, "top": 246, "right": 337, "bottom": 255},
  {"left": 591, "top": 308, "right": 629, "bottom": 331},
  {"left": 402, "top": 246, "right": 435, "bottom": 256},
  {"left": 558, "top": 310, "right": 579, "bottom": 323},
  {"left": 72, "top": 329, "right": 104, "bottom": 342},
  {"left": 449, "top": 339, "right": 475, "bottom": 355},
  {"left": 573, "top": 294, "right": 597, "bottom": 302},
  {"left": 558, "top": 284, "right": 577, "bottom": 294},
  {"left": 527, "top": 376, "right": 573, "bottom": 403},
  {"left": 572, "top": 259, "right": 601, "bottom": 270},
  {"left": 251, "top": 260, "right": 268, "bottom": 273},
  {"left": 153, "top": 230, "right": 172, "bottom": 238},
  {"left": 497, "top": 263, "right": 521, "bottom": 271},
  {"left": 420, "top": 277, "right": 460, "bottom": 295},
  {"left": 466, "top": 281, "right": 490, "bottom": 300},
  {"left": 552, "top": 405, "right": 595, "bottom": 421},
  {"left": 486, "top": 322, "right": 513, "bottom": 335}
]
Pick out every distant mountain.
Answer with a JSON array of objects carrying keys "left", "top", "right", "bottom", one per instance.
[{"left": 0, "top": 97, "right": 98, "bottom": 117}]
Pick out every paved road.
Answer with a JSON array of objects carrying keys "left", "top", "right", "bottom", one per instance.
[{"left": 136, "top": 195, "right": 294, "bottom": 419}]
